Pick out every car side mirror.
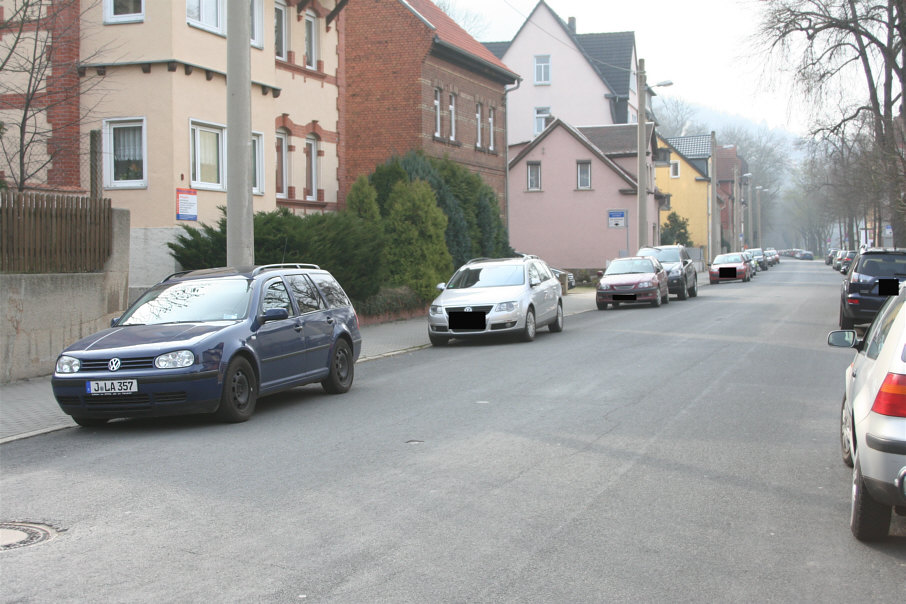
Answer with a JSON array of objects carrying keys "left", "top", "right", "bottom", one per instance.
[
  {"left": 261, "top": 307, "right": 290, "bottom": 323},
  {"left": 530, "top": 277, "right": 541, "bottom": 287},
  {"left": 597, "top": 270, "right": 604, "bottom": 278},
  {"left": 110, "top": 317, "right": 120, "bottom": 327},
  {"left": 827, "top": 330, "right": 858, "bottom": 349},
  {"left": 436, "top": 282, "right": 446, "bottom": 291}
]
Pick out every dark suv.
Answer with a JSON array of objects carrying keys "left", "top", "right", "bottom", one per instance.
[
  {"left": 52, "top": 264, "right": 362, "bottom": 426},
  {"left": 840, "top": 249, "right": 906, "bottom": 328},
  {"left": 637, "top": 245, "right": 698, "bottom": 299}
]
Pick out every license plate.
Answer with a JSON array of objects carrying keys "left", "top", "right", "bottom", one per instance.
[{"left": 86, "top": 379, "right": 138, "bottom": 395}]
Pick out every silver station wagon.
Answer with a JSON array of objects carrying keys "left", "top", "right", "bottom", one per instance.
[{"left": 427, "top": 256, "right": 563, "bottom": 345}]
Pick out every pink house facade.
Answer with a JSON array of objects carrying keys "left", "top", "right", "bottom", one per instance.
[{"left": 508, "top": 118, "right": 659, "bottom": 271}]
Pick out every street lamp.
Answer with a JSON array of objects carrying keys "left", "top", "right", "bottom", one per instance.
[
  {"left": 636, "top": 58, "right": 672, "bottom": 249},
  {"left": 742, "top": 173, "right": 752, "bottom": 248},
  {"left": 755, "top": 186, "right": 770, "bottom": 249}
]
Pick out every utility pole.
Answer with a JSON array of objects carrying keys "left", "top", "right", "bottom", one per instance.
[
  {"left": 742, "top": 173, "right": 752, "bottom": 248},
  {"left": 637, "top": 58, "right": 647, "bottom": 251},
  {"left": 226, "top": 0, "right": 254, "bottom": 267}
]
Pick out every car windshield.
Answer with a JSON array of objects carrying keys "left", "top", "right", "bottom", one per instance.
[
  {"left": 750, "top": 248, "right": 764, "bottom": 256},
  {"left": 856, "top": 255, "right": 906, "bottom": 277},
  {"left": 638, "top": 247, "right": 681, "bottom": 263},
  {"left": 715, "top": 254, "right": 743, "bottom": 264},
  {"left": 447, "top": 265, "right": 525, "bottom": 288},
  {"left": 119, "top": 278, "right": 254, "bottom": 325},
  {"left": 605, "top": 259, "right": 655, "bottom": 275}
]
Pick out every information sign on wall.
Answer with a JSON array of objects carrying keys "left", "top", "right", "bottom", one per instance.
[{"left": 176, "top": 188, "right": 198, "bottom": 221}]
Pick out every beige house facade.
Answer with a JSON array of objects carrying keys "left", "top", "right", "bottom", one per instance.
[{"left": 74, "top": 0, "right": 342, "bottom": 290}]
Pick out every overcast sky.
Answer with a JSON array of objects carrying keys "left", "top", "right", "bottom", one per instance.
[{"left": 446, "top": 0, "right": 812, "bottom": 136}]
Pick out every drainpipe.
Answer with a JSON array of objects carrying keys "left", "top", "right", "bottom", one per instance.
[{"left": 504, "top": 77, "right": 522, "bottom": 230}]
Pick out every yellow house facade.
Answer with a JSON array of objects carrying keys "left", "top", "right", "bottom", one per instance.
[
  {"left": 656, "top": 134, "right": 712, "bottom": 262},
  {"left": 74, "top": 0, "right": 342, "bottom": 292}
]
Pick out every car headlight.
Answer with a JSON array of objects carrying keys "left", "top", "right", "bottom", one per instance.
[
  {"left": 639, "top": 281, "right": 652, "bottom": 288},
  {"left": 56, "top": 355, "right": 80, "bottom": 374},
  {"left": 494, "top": 301, "right": 517, "bottom": 312},
  {"left": 669, "top": 267, "right": 681, "bottom": 277},
  {"left": 429, "top": 305, "right": 444, "bottom": 316},
  {"left": 155, "top": 350, "right": 195, "bottom": 369},
  {"left": 598, "top": 282, "right": 611, "bottom": 290}
]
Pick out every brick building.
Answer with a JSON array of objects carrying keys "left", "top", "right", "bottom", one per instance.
[{"left": 337, "top": 0, "right": 519, "bottom": 217}]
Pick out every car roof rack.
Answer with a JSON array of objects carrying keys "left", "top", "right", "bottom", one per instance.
[{"left": 252, "top": 263, "right": 321, "bottom": 276}]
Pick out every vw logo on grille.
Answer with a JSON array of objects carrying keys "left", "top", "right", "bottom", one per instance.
[
  {"left": 465, "top": 306, "right": 473, "bottom": 312},
  {"left": 108, "top": 358, "right": 122, "bottom": 372}
]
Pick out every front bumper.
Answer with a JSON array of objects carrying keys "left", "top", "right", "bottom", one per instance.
[
  {"left": 52, "top": 369, "right": 222, "bottom": 419},
  {"left": 596, "top": 287, "right": 659, "bottom": 303},
  {"left": 427, "top": 306, "right": 525, "bottom": 337}
]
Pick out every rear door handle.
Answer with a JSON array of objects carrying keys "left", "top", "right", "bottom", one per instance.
[{"left": 326, "top": 316, "right": 335, "bottom": 325}]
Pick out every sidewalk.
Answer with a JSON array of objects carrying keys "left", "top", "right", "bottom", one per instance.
[{"left": 0, "top": 287, "right": 610, "bottom": 443}]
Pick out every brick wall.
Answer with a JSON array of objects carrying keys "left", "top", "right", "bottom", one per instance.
[
  {"left": 338, "top": 1, "right": 431, "bottom": 206},
  {"left": 338, "top": 0, "right": 511, "bottom": 219},
  {"left": 44, "top": 0, "right": 82, "bottom": 190}
]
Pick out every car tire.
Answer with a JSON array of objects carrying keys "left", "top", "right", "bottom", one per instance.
[
  {"left": 322, "top": 339, "right": 354, "bottom": 394},
  {"left": 839, "top": 305, "right": 855, "bottom": 330},
  {"left": 651, "top": 293, "right": 662, "bottom": 308},
  {"left": 850, "top": 456, "right": 891, "bottom": 541},
  {"left": 662, "top": 288, "right": 669, "bottom": 304},
  {"left": 840, "top": 395, "right": 854, "bottom": 468},
  {"left": 710, "top": 279, "right": 717, "bottom": 285},
  {"left": 612, "top": 302, "right": 620, "bottom": 309},
  {"left": 689, "top": 277, "right": 698, "bottom": 297},
  {"left": 72, "top": 416, "right": 108, "bottom": 428},
  {"left": 549, "top": 302, "right": 564, "bottom": 332},
  {"left": 678, "top": 279, "right": 688, "bottom": 300},
  {"left": 216, "top": 357, "right": 258, "bottom": 422},
  {"left": 429, "top": 333, "right": 449, "bottom": 346},
  {"left": 596, "top": 301, "right": 607, "bottom": 310},
  {"left": 521, "top": 307, "right": 537, "bottom": 342}
]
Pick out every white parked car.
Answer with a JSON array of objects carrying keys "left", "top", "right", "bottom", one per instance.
[
  {"left": 427, "top": 256, "right": 563, "bottom": 345},
  {"left": 827, "top": 285, "right": 906, "bottom": 540}
]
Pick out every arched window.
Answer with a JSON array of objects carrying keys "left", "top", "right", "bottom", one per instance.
[{"left": 305, "top": 135, "right": 319, "bottom": 201}]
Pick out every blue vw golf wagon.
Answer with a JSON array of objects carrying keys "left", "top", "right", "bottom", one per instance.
[{"left": 52, "top": 264, "right": 362, "bottom": 426}]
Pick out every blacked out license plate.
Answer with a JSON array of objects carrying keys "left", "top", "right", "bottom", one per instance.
[{"left": 448, "top": 312, "right": 486, "bottom": 330}]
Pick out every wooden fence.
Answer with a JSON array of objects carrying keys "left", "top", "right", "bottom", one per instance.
[{"left": 0, "top": 190, "right": 112, "bottom": 273}]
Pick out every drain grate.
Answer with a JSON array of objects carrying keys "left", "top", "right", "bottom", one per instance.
[{"left": 0, "top": 522, "right": 59, "bottom": 551}]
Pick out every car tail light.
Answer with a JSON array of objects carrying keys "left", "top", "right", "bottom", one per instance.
[{"left": 872, "top": 373, "right": 906, "bottom": 417}]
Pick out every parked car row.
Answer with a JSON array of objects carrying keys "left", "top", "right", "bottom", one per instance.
[
  {"left": 595, "top": 244, "right": 699, "bottom": 310},
  {"left": 782, "top": 249, "right": 815, "bottom": 260}
]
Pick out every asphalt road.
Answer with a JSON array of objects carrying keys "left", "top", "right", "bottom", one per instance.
[{"left": 1, "top": 260, "right": 904, "bottom": 602}]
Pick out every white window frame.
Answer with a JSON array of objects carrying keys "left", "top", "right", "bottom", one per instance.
[
  {"left": 250, "top": 0, "right": 263, "bottom": 48},
  {"left": 305, "top": 136, "right": 318, "bottom": 201},
  {"left": 434, "top": 89, "right": 442, "bottom": 137},
  {"left": 275, "top": 130, "right": 288, "bottom": 199},
  {"left": 251, "top": 132, "right": 264, "bottom": 195},
  {"left": 103, "top": 117, "right": 147, "bottom": 189},
  {"left": 534, "top": 55, "right": 550, "bottom": 85},
  {"left": 476, "top": 102, "right": 483, "bottom": 148},
  {"left": 275, "top": 1, "right": 288, "bottom": 60},
  {"left": 670, "top": 160, "right": 680, "bottom": 178},
  {"left": 488, "top": 107, "right": 495, "bottom": 151},
  {"left": 527, "top": 162, "right": 541, "bottom": 191},
  {"left": 577, "top": 160, "right": 591, "bottom": 190},
  {"left": 104, "top": 0, "right": 144, "bottom": 24},
  {"left": 187, "top": 0, "right": 224, "bottom": 35},
  {"left": 449, "top": 93, "right": 457, "bottom": 141},
  {"left": 534, "top": 107, "right": 551, "bottom": 135},
  {"left": 190, "top": 120, "right": 226, "bottom": 191},
  {"left": 304, "top": 11, "right": 318, "bottom": 68}
]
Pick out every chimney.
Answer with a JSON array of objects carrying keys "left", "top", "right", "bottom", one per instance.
[{"left": 568, "top": 17, "right": 576, "bottom": 33}]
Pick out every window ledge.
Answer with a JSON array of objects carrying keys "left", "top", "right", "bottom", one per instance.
[{"left": 275, "top": 59, "right": 327, "bottom": 80}]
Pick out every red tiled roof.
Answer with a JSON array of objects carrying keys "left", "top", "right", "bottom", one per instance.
[{"left": 401, "top": 0, "right": 516, "bottom": 75}]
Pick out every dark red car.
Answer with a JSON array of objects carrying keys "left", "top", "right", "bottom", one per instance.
[
  {"left": 709, "top": 253, "right": 751, "bottom": 283},
  {"left": 596, "top": 256, "right": 669, "bottom": 309}
]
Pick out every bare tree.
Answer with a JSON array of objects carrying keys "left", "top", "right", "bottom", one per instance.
[
  {"left": 435, "top": 0, "right": 489, "bottom": 39},
  {"left": 0, "top": 0, "right": 102, "bottom": 191},
  {"left": 757, "top": 0, "right": 905, "bottom": 243},
  {"left": 652, "top": 97, "right": 706, "bottom": 138}
]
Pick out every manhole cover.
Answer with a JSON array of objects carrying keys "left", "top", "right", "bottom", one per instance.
[{"left": 0, "top": 522, "right": 58, "bottom": 551}]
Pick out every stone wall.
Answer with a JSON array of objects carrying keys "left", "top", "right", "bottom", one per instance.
[{"left": 0, "top": 208, "right": 130, "bottom": 383}]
